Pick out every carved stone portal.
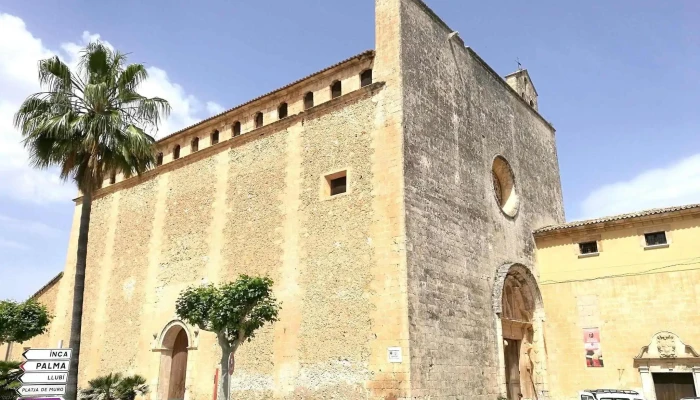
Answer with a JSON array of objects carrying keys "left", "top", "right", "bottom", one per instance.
[
  {"left": 635, "top": 331, "right": 699, "bottom": 361},
  {"left": 634, "top": 331, "right": 700, "bottom": 400}
]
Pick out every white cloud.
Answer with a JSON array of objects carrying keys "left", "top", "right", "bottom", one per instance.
[
  {"left": 0, "top": 214, "right": 61, "bottom": 237},
  {"left": 0, "top": 14, "right": 222, "bottom": 204},
  {"left": 206, "top": 101, "right": 225, "bottom": 116},
  {"left": 579, "top": 153, "right": 700, "bottom": 219}
]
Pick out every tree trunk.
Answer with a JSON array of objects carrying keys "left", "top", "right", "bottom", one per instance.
[
  {"left": 217, "top": 334, "right": 232, "bottom": 400},
  {"left": 65, "top": 192, "right": 92, "bottom": 400}
]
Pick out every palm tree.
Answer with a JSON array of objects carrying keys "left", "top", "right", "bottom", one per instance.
[
  {"left": 0, "top": 361, "right": 22, "bottom": 400},
  {"left": 115, "top": 374, "right": 148, "bottom": 400},
  {"left": 80, "top": 373, "right": 122, "bottom": 400},
  {"left": 14, "top": 42, "right": 170, "bottom": 400},
  {"left": 80, "top": 373, "right": 149, "bottom": 400}
]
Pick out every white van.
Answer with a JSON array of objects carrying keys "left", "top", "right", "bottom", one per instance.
[{"left": 579, "top": 389, "right": 646, "bottom": 400}]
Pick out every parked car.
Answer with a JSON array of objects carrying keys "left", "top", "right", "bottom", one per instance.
[{"left": 579, "top": 389, "right": 646, "bottom": 400}]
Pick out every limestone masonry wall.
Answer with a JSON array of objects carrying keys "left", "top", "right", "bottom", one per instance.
[
  {"left": 397, "top": 0, "right": 565, "bottom": 398},
  {"left": 35, "top": 45, "right": 417, "bottom": 398}
]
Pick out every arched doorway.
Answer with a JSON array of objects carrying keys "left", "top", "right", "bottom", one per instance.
[
  {"left": 493, "top": 263, "right": 546, "bottom": 400},
  {"left": 157, "top": 322, "right": 191, "bottom": 400}
]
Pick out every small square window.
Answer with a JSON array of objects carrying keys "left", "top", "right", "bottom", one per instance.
[
  {"left": 330, "top": 176, "right": 347, "bottom": 196},
  {"left": 645, "top": 231, "right": 667, "bottom": 246},
  {"left": 324, "top": 171, "right": 348, "bottom": 197},
  {"left": 579, "top": 241, "right": 598, "bottom": 255}
]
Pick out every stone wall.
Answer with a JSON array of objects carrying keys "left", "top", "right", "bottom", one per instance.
[
  {"left": 397, "top": 0, "right": 565, "bottom": 398},
  {"left": 36, "top": 52, "right": 414, "bottom": 398}
]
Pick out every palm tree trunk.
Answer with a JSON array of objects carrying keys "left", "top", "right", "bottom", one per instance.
[{"left": 65, "top": 192, "right": 92, "bottom": 400}]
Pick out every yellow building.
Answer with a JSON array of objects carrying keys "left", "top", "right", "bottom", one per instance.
[{"left": 536, "top": 204, "right": 700, "bottom": 400}]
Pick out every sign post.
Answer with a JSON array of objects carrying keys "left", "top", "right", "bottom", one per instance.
[{"left": 16, "top": 348, "right": 71, "bottom": 400}]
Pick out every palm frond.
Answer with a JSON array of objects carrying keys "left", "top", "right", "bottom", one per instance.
[{"left": 38, "top": 56, "right": 73, "bottom": 93}]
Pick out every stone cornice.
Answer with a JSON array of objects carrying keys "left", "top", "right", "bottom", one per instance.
[{"left": 74, "top": 81, "right": 386, "bottom": 204}]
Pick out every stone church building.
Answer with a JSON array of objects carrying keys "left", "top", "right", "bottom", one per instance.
[{"left": 3, "top": 0, "right": 566, "bottom": 399}]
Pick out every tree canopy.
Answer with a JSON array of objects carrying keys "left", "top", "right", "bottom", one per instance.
[
  {"left": 14, "top": 41, "right": 170, "bottom": 194},
  {"left": 0, "top": 299, "right": 52, "bottom": 344},
  {"left": 176, "top": 275, "right": 280, "bottom": 400},
  {"left": 176, "top": 275, "right": 280, "bottom": 349}
]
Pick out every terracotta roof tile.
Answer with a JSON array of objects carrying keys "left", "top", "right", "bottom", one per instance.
[{"left": 534, "top": 203, "right": 700, "bottom": 234}]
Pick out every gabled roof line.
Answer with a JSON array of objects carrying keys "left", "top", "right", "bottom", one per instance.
[{"left": 28, "top": 272, "right": 63, "bottom": 301}]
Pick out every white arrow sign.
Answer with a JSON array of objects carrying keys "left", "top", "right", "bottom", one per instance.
[
  {"left": 17, "top": 384, "right": 66, "bottom": 396},
  {"left": 19, "top": 373, "right": 68, "bottom": 384},
  {"left": 22, "top": 349, "right": 72, "bottom": 361},
  {"left": 21, "top": 361, "right": 69, "bottom": 373}
]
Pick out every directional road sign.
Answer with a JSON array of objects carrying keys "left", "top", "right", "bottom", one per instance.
[
  {"left": 22, "top": 349, "right": 72, "bottom": 361},
  {"left": 17, "top": 385, "right": 66, "bottom": 397},
  {"left": 21, "top": 361, "right": 69, "bottom": 373},
  {"left": 17, "top": 397, "right": 63, "bottom": 400},
  {"left": 19, "top": 373, "right": 68, "bottom": 384}
]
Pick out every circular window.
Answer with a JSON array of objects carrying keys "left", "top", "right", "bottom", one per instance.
[{"left": 492, "top": 156, "right": 519, "bottom": 217}]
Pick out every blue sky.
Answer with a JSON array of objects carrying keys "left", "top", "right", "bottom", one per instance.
[{"left": 1, "top": 0, "right": 699, "bottom": 300}]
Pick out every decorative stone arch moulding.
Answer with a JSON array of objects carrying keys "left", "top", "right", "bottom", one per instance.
[
  {"left": 492, "top": 262, "right": 544, "bottom": 318},
  {"left": 634, "top": 331, "right": 700, "bottom": 399},
  {"left": 492, "top": 262, "right": 548, "bottom": 400},
  {"left": 152, "top": 319, "right": 199, "bottom": 351}
]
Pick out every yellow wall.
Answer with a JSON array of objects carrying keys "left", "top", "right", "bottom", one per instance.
[{"left": 536, "top": 215, "right": 700, "bottom": 399}]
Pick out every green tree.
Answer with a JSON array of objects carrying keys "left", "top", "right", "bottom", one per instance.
[
  {"left": 14, "top": 42, "right": 170, "bottom": 400},
  {"left": 0, "top": 299, "right": 52, "bottom": 344},
  {"left": 0, "top": 361, "right": 21, "bottom": 400},
  {"left": 175, "top": 275, "right": 281, "bottom": 400},
  {"left": 79, "top": 373, "right": 148, "bottom": 400}
]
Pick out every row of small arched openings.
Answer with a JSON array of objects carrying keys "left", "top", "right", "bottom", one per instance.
[{"left": 151, "top": 69, "right": 373, "bottom": 167}]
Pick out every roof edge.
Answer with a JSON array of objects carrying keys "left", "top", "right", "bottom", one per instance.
[
  {"left": 28, "top": 272, "right": 63, "bottom": 301},
  {"left": 156, "top": 50, "right": 375, "bottom": 144},
  {"left": 534, "top": 203, "right": 700, "bottom": 237},
  {"left": 465, "top": 48, "right": 553, "bottom": 131}
]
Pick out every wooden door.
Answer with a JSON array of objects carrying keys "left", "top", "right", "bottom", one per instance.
[
  {"left": 653, "top": 373, "right": 695, "bottom": 400},
  {"left": 168, "top": 330, "right": 189, "bottom": 400},
  {"left": 504, "top": 339, "right": 521, "bottom": 400}
]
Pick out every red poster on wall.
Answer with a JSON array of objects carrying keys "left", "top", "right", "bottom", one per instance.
[{"left": 583, "top": 328, "right": 604, "bottom": 367}]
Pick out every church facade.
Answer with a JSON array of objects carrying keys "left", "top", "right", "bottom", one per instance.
[{"left": 3, "top": 0, "right": 566, "bottom": 399}]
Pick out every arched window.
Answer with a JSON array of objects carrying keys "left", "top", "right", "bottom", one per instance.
[
  {"left": 173, "top": 145, "right": 180, "bottom": 160},
  {"left": 521, "top": 92, "right": 525, "bottom": 98},
  {"left": 109, "top": 171, "right": 116, "bottom": 185},
  {"left": 304, "top": 92, "right": 314, "bottom": 110},
  {"left": 331, "top": 80, "right": 342, "bottom": 99},
  {"left": 255, "top": 112, "right": 263, "bottom": 128},
  {"left": 232, "top": 121, "right": 241, "bottom": 137},
  {"left": 211, "top": 130, "right": 219, "bottom": 145},
  {"left": 529, "top": 100, "right": 534, "bottom": 107},
  {"left": 191, "top": 137, "right": 199, "bottom": 152},
  {"left": 156, "top": 152, "right": 163, "bottom": 166},
  {"left": 360, "top": 69, "right": 373, "bottom": 87},
  {"left": 278, "top": 102, "right": 288, "bottom": 119}
]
